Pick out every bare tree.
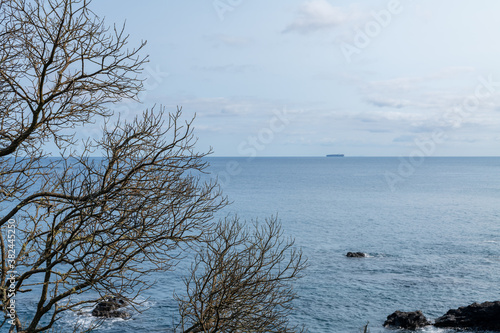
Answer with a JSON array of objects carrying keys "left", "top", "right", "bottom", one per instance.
[
  {"left": 177, "top": 216, "right": 306, "bottom": 333},
  {"left": 0, "top": 0, "right": 146, "bottom": 225},
  {"left": 0, "top": 1, "right": 306, "bottom": 332},
  {"left": 0, "top": 0, "right": 226, "bottom": 331},
  {"left": 2, "top": 107, "right": 228, "bottom": 332}
]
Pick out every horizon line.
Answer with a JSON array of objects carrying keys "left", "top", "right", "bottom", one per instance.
[
  {"left": 206, "top": 155, "right": 500, "bottom": 158},
  {"left": 20, "top": 155, "right": 500, "bottom": 159}
]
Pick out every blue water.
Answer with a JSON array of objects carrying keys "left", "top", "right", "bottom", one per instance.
[
  {"left": 11, "top": 157, "right": 500, "bottom": 332},
  {"left": 205, "top": 157, "right": 500, "bottom": 333}
]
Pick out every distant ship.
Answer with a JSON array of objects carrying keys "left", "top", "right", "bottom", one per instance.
[{"left": 326, "top": 154, "right": 344, "bottom": 157}]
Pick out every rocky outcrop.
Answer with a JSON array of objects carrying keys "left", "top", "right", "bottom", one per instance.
[
  {"left": 434, "top": 301, "right": 500, "bottom": 331},
  {"left": 346, "top": 252, "right": 366, "bottom": 258},
  {"left": 383, "top": 310, "right": 431, "bottom": 329},
  {"left": 92, "top": 296, "right": 130, "bottom": 319}
]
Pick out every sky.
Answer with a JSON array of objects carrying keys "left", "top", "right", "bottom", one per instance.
[{"left": 87, "top": 0, "right": 500, "bottom": 157}]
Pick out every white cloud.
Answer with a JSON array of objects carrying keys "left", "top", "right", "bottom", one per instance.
[
  {"left": 392, "top": 135, "right": 416, "bottom": 143},
  {"left": 365, "top": 95, "right": 411, "bottom": 108},
  {"left": 318, "top": 137, "right": 338, "bottom": 146},
  {"left": 356, "top": 68, "right": 500, "bottom": 120},
  {"left": 283, "top": 0, "right": 360, "bottom": 34}
]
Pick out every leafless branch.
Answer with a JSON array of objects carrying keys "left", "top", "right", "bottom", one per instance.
[
  {"left": 176, "top": 216, "right": 307, "bottom": 333},
  {"left": 0, "top": 1, "right": 307, "bottom": 332}
]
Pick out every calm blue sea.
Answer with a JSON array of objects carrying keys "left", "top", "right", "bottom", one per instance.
[{"left": 12, "top": 157, "right": 500, "bottom": 332}]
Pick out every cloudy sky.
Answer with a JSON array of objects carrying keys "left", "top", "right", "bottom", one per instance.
[{"left": 90, "top": 0, "right": 500, "bottom": 157}]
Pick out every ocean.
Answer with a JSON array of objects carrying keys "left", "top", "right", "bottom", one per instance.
[{"left": 10, "top": 157, "right": 500, "bottom": 332}]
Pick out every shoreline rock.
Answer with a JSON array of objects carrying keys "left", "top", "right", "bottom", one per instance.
[
  {"left": 383, "top": 310, "right": 431, "bottom": 329},
  {"left": 384, "top": 301, "right": 500, "bottom": 331},
  {"left": 92, "top": 296, "right": 131, "bottom": 319},
  {"left": 434, "top": 301, "right": 500, "bottom": 331}
]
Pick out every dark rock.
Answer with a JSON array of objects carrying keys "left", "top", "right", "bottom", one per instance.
[
  {"left": 434, "top": 301, "right": 500, "bottom": 331},
  {"left": 346, "top": 252, "right": 366, "bottom": 258},
  {"left": 384, "top": 310, "right": 431, "bottom": 330},
  {"left": 92, "top": 296, "right": 130, "bottom": 319}
]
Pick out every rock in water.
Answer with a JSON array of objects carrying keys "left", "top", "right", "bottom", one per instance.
[
  {"left": 434, "top": 301, "right": 500, "bottom": 331},
  {"left": 92, "top": 296, "right": 130, "bottom": 319},
  {"left": 384, "top": 310, "right": 431, "bottom": 329},
  {"left": 346, "top": 252, "right": 366, "bottom": 258}
]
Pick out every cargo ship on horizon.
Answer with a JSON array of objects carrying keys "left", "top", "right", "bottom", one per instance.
[{"left": 326, "top": 154, "right": 344, "bottom": 157}]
